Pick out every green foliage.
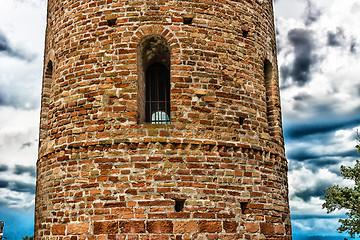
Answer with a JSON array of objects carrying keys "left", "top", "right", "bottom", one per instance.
[
  {"left": 22, "top": 235, "right": 34, "bottom": 240},
  {"left": 323, "top": 145, "right": 360, "bottom": 238}
]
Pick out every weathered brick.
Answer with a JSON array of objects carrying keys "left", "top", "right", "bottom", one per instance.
[
  {"left": 275, "top": 224, "right": 285, "bottom": 235},
  {"left": 173, "top": 221, "right": 197, "bottom": 233},
  {"left": 245, "top": 223, "right": 259, "bottom": 233},
  {"left": 223, "top": 221, "right": 238, "bottom": 233},
  {"left": 147, "top": 220, "right": 173, "bottom": 233},
  {"left": 260, "top": 222, "right": 275, "bottom": 235},
  {"left": 199, "top": 221, "right": 222, "bottom": 233},
  {"left": 50, "top": 224, "right": 65, "bottom": 235},
  {"left": 67, "top": 222, "right": 89, "bottom": 235},
  {"left": 94, "top": 221, "right": 118, "bottom": 234},
  {"left": 119, "top": 221, "right": 145, "bottom": 233}
]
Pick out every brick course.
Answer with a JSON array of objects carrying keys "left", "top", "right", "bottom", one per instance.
[{"left": 35, "top": 0, "right": 292, "bottom": 239}]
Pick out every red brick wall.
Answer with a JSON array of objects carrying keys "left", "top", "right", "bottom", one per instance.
[{"left": 36, "top": 0, "right": 291, "bottom": 239}]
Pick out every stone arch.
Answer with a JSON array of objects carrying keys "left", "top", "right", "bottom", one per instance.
[
  {"left": 133, "top": 25, "right": 180, "bottom": 123},
  {"left": 39, "top": 50, "right": 55, "bottom": 148},
  {"left": 45, "top": 49, "right": 55, "bottom": 67}
]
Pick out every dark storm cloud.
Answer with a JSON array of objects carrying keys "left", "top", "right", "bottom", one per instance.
[
  {"left": 21, "top": 142, "right": 33, "bottom": 149},
  {"left": 291, "top": 92, "right": 341, "bottom": 118},
  {"left": 0, "top": 164, "right": 9, "bottom": 172},
  {"left": 0, "top": 30, "right": 36, "bottom": 62},
  {"left": 9, "top": 181, "right": 36, "bottom": 194},
  {"left": 350, "top": 39, "right": 357, "bottom": 54},
  {"left": 0, "top": 32, "right": 10, "bottom": 52},
  {"left": 5, "top": 196, "right": 23, "bottom": 202},
  {"left": 288, "top": 148, "right": 358, "bottom": 168},
  {"left": 14, "top": 165, "right": 36, "bottom": 177},
  {"left": 281, "top": 28, "right": 319, "bottom": 87},
  {"left": 0, "top": 180, "right": 9, "bottom": 188},
  {"left": 0, "top": 179, "right": 35, "bottom": 194},
  {"left": 303, "top": 0, "right": 322, "bottom": 26},
  {"left": 285, "top": 116, "right": 360, "bottom": 139},
  {"left": 288, "top": 148, "right": 318, "bottom": 162},
  {"left": 293, "top": 92, "right": 312, "bottom": 101},
  {"left": 294, "top": 179, "right": 333, "bottom": 201},
  {"left": 327, "top": 28, "right": 345, "bottom": 47},
  {"left": 275, "top": 27, "right": 282, "bottom": 53},
  {"left": 356, "top": 84, "right": 360, "bottom": 96}
]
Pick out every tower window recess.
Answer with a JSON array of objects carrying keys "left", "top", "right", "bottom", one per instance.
[
  {"left": 174, "top": 199, "right": 186, "bottom": 212},
  {"left": 107, "top": 18, "right": 117, "bottom": 26},
  {"left": 264, "top": 59, "right": 273, "bottom": 84},
  {"left": 264, "top": 59, "right": 274, "bottom": 135},
  {"left": 138, "top": 35, "right": 171, "bottom": 124},
  {"left": 183, "top": 17, "right": 193, "bottom": 25},
  {"left": 242, "top": 30, "right": 249, "bottom": 38},
  {"left": 237, "top": 112, "right": 247, "bottom": 126},
  {"left": 145, "top": 63, "right": 170, "bottom": 124},
  {"left": 45, "top": 61, "right": 53, "bottom": 79},
  {"left": 39, "top": 60, "right": 53, "bottom": 147},
  {"left": 241, "top": 202, "right": 248, "bottom": 214}
]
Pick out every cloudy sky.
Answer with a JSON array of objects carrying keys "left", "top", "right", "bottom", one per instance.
[{"left": 0, "top": 0, "right": 360, "bottom": 239}]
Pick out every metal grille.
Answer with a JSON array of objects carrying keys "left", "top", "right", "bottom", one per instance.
[{"left": 145, "top": 63, "right": 170, "bottom": 124}]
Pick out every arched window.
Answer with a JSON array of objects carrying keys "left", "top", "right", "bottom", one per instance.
[
  {"left": 138, "top": 35, "right": 171, "bottom": 124},
  {"left": 39, "top": 60, "right": 53, "bottom": 147},
  {"left": 264, "top": 59, "right": 274, "bottom": 135}
]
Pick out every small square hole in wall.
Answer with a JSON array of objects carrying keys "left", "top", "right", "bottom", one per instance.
[
  {"left": 242, "top": 30, "right": 249, "bottom": 38},
  {"left": 239, "top": 117, "right": 246, "bottom": 125},
  {"left": 107, "top": 18, "right": 117, "bottom": 27},
  {"left": 241, "top": 202, "right": 248, "bottom": 213},
  {"left": 183, "top": 17, "right": 193, "bottom": 25},
  {"left": 175, "top": 199, "right": 186, "bottom": 212},
  {"left": 238, "top": 112, "right": 247, "bottom": 125}
]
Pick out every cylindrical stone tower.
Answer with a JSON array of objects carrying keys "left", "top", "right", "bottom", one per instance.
[{"left": 36, "top": 0, "right": 292, "bottom": 239}]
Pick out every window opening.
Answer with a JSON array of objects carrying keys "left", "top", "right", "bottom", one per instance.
[
  {"left": 39, "top": 60, "right": 53, "bottom": 147},
  {"left": 238, "top": 117, "right": 245, "bottom": 125},
  {"left": 238, "top": 112, "right": 247, "bottom": 126},
  {"left": 45, "top": 61, "right": 53, "bottom": 78},
  {"left": 107, "top": 18, "right": 117, "bottom": 26},
  {"left": 242, "top": 30, "right": 249, "bottom": 38},
  {"left": 145, "top": 63, "right": 170, "bottom": 124},
  {"left": 183, "top": 17, "right": 193, "bottom": 25},
  {"left": 264, "top": 59, "right": 273, "bottom": 135},
  {"left": 241, "top": 202, "right": 248, "bottom": 214},
  {"left": 264, "top": 59, "right": 273, "bottom": 83},
  {"left": 138, "top": 35, "right": 171, "bottom": 124},
  {"left": 174, "top": 199, "right": 186, "bottom": 212}
]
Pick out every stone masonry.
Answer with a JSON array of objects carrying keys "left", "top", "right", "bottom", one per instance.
[{"left": 35, "top": 0, "right": 292, "bottom": 239}]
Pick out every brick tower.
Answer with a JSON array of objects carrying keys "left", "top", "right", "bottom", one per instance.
[{"left": 36, "top": 0, "right": 292, "bottom": 239}]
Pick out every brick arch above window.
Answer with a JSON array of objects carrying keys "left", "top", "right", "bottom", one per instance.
[
  {"left": 132, "top": 25, "right": 180, "bottom": 124},
  {"left": 132, "top": 25, "right": 180, "bottom": 50},
  {"left": 138, "top": 35, "right": 171, "bottom": 124}
]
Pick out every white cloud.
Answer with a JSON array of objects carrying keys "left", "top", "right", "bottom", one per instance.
[
  {"left": 0, "top": 106, "right": 39, "bottom": 210},
  {"left": 0, "top": 0, "right": 46, "bottom": 110},
  {"left": 0, "top": 0, "right": 47, "bottom": 53},
  {"left": 0, "top": 107, "right": 39, "bottom": 168},
  {"left": 277, "top": 0, "right": 360, "bottom": 121},
  {"left": 292, "top": 217, "right": 344, "bottom": 236},
  {"left": 287, "top": 125, "right": 358, "bottom": 216},
  {"left": 0, "top": 0, "right": 44, "bottom": 211},
  {"left": 0, "top": 187, "right": 35, "bottom": 210}
]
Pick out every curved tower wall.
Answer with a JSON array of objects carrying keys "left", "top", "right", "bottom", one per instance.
[{"left": 36, "top": 0, "right": 292, "bottom": 239}]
